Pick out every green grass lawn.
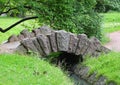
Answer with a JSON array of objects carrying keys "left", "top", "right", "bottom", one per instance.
[
  {"left": 0, "top": 16, "right": 39, "bottom": 43},
  {"left": 101, "top": 12, "right": 120, "bottom": 44},
  {"left": 0, "top": 54, "right": 73, "bottom": 85},
  {"left": 101, "top": 12, "right": 120, "bottom": 33},
  {"left": 83, "top": 52, "right": 120, "bottom": 84}
]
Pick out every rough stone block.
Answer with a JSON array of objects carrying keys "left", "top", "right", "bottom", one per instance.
[
  {"left": 90, "top": 37, "right": 102, "bottom": 52},
  {"left": 68, "top": 33, "right": 78, "bottom": 53},
  {"left": 75, "top": 34, "right": 88, "bottom": 55},
  {"left": 15, "top": 44, "right": 27, "bottom": 54},
  {"left": 32, "top": 28, "right": 41, "bottom": 36},
  {"left": 81, "top": 40, "right": 91, "bottom": 57},
  {"left": 84, "top": 38, "right": 99, "bottom": 57},
  {"left": 39, "top": 26, "right": 53, "bottom": 35},
  {"left": 88, "top": 72, "right": 97, "bottom": 84},
  {"left": 94, "top": 76, "right": 106, "bottom": 85},
  {"left": 80, "top": 38, "right": 90, "bottom": 57},
  {"left": 30, "top": 32, "right": 35, "bottom": 37},
  {"left": 78, "top": 67, "right": 90, "bottom": 78},
  {"left": 21, "top": 38, "right": 38, "bottom": 53},
  {"left": 37, "top": 34, "right": 51, "bottom": 56},
  {"left": 8, "top": 35, "right": 19, "bottom": 42},
  {"left": 56, "top": 30, "right": 70, "bottom": 52},
  {"left": 100, "top": 46, "right": 111, "bottom": 53},
  {"left": 17, "top": 34, "right": 24, "bottom": 40},
  {"left": 20, "top": 29, "right": 31, "bottom": 38},
  {"left": 47, "top": 32, "right": 58, "bottom": 52},
  {"left": 31, "top": 37, "right": 45, "bottom": 56}
]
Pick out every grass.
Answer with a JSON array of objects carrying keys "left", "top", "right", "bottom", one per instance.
[
  {"left": 83, "top": 52, "right": 120, "bottom": 84},
  {"left": 101, "top": 11, "right": 120, "bottom": 33},
  {"left": 101, "top": 11, "right": 120, "bottom": 44},
  {"left": 102, "top": 12, "right": 120, "bottom": 23},
  {"left": 0, "top": 16, "right": 39, "bottom": 43},
  {"left": 0, "top": 53, "right": 73, "bottom": 85}
]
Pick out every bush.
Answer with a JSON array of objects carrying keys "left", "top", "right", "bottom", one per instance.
[
  {"left": 107, "top": 0, "right": 120, "bottom": 12},
  {"left": 34, "top": 0, "right": 102, "bottom": 39},
  {"left": 95, "top": 0, "right": 120, "bottom": 12}
]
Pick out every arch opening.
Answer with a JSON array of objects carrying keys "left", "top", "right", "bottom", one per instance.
[
  {"left": 46, "top": 51, "right": 83, "bottom": 71},
  {"left": 56, "top": 51, "right": 83, "bottom": 70}
]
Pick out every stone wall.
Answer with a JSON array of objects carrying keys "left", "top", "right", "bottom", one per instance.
[{"left": 72, "top": 65, "right": 116, "bottom": 85}]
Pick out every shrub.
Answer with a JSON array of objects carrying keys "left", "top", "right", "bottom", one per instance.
[
  {"left": 34, "top": 0, "right": 102, "bottom": 39},
  {"left": 95, "top": 0, "right": 120, "bottom": 12}
]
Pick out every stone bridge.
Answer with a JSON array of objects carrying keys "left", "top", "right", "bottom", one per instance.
[
  {"left": 8, "top": 26, "right": 110, "bottom": 59},
  {"left": 6, "top": 26, "right": 114, "bottom": 85}
]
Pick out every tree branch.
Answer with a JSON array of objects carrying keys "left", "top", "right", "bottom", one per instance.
[
  {"left": 0, "top": 7, "right": 17, "bottom": 15},
  {"left": 0, "top": 16, "right": 38, "bottom": 33}
]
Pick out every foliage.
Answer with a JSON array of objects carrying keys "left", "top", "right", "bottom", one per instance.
[
  {"left": 106, "top": 0, "right": 120, "bottom": 12},
  {"left": 0, "top": 53, "right": 73, "bottom": 85},
  {"left": 0, "top": 16, "right": 39, "bottom": 43},
  {"left": 101, "top": 12, "right": 120, "bottom": 33},
  {"left": 95, "top": 0, "right": 120, "bottom": 12},
  {"left": 82, "top": 52, "right": 120, "bottom": 84},
  {"left": 100, "top": 12, "right": 120, "bottom": 44},
  {"left": 0, "top": 0, "right": 102, "bottom": 39}
]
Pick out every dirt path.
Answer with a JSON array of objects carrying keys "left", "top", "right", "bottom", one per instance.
[
  {"left": 105, "top": 31, "right": 120, "bottom": 52},
  {"left": 0, "top": 41, "right": 20, "bottom": 54}
]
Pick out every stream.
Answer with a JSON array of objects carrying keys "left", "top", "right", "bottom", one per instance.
[{"left": 70, "top": 73, "right": 91, "bottom": 85}]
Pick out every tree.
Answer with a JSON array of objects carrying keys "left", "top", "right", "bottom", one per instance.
[
  {"left": 95, "top": 0, "right": 120, "bottom": 12},
  {"left": 0, "top": 0, "right": 102, "bottom": 39}
]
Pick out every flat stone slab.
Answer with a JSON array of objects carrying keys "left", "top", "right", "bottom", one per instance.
[
  {"left": 56, "top": 30, "right": 70, "bottom": 52},
  {"left": 32, "top": 37, "right": 45, "bottom": 56},
  {"left": 47, "top": 32, "right": 58, "bottom": 52},
  {"left": 68, "top": 33, "right": 78, "bottom": 53},
  {"left": 37, "top": 34, "right": 51, "bottom": 56},
  {"left": 8, "top": 35, "right": 19, "bottom": 42},
  {"left": 21, "top": 38, "right": 38, "bottom": 53},
  {"left": 75, "top": 34, "right": 88, "bottom": 55},
  {"left": 0, "top": 41, "right": 20, "bottom": 54}
]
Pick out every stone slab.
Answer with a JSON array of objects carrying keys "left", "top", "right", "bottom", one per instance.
[
  {"left": 21, "top": 38, "right": 38, "bottom": 53},
  {"left": 37, "top": 34, "right": 51, "bottom": 56},
  {"left": 68, "top": 33, "right": 78, "bottom": 53},
  {"left": 75, "top": 34, "right": 88, "bottom": 55},
  {"left": 8, "top": 35, "right": 19, "bottom": 42},
  {"left": 56, "top": 30, "right": 70, "bottom": 52},
  {"left": 47, "top": 32, "right": 58, "bottom": 52},
  {"left": 20, "top": 29, "right": 31, "bottom": 38},
  {"left": 32, "top": 37, "right": 45, "bottom": 56}
]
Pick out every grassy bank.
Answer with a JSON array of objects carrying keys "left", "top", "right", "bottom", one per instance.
[
  {"left": 0, "top": 16, "right": 39, "bottom": 43},
  {"left": 0, "top": 54, "right": 73, "bottom": 85},
  {"left": 83, "top": 52, "right": 120, "bottom": 84}
]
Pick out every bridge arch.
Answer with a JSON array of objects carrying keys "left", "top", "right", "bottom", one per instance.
[{"left": 8, "top": 26, "right": 110, "bottom": 64}]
